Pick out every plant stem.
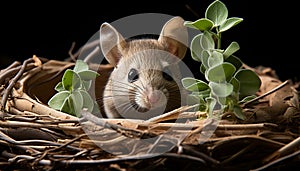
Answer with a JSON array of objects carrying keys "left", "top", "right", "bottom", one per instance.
[{"left": 217, "top": 29, "right": 221, "bottom": 49}]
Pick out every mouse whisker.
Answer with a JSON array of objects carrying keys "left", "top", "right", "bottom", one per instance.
[
  {"left": 104, "top": 85, "right": 133, "bottom": 92},
  {"left": 131, "top": 82, "right": 145, "bottom": 93},
  {"left": 114, "top": 101, "right": 133, "bottom": 114},
  {"left": 113, "top": 101, "right": 129, "bottom": 109},
  {"left": 102, "top": 95, "right": 128, "bottom": 99},
  {"left": 138, "top": 81, "right": 147, "bottom": 91},
  {"left": 106, "top": 82, "right": 144, "bottom": 97},
  {"left": 109, "top": 79, "right": 144, "bottom": 93},
  {"left": 121, "top": 103, "right": 135, "bottom": 115},
  {"left": 103, "top": 89, "right": 137, "bottom": 95}
]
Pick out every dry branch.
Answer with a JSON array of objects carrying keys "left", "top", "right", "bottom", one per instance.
[{"left": 0, "top": 56, "right": 299, "bottom": 170}]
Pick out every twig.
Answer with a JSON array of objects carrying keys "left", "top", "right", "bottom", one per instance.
[
  {"left": 80, "top": 109, "right": 157, "bottom": 139},
  {"left": 83, "top": 46, "right": 100, "bottom": 63},
  {"left": 1, "top": 133, "right": 83, "bottom": 164},
  {"left": 80, "top": 40, "right": 99, "bottom": 53},
  {"left": 250, "top": 150, "right": 300, "bottom": 171},
  {"left": 139, "top": 121, "right": 277, "bottom": 133},
  {"left": 145, "top": 133, "right": 187, "bottom": 155},
  {"left": 1, "top": 58, "right": 33, "bottom": 111},
  {"left": 6, "top": 106, "right": 24, "bottom": 115},
  {"left": 0, "top": 120, "right": 81, "bottom": 132},
  {"left": 13, "top": 93, "right": 79, "bottom": 121},
  {"left": 6, "top": 115, "right": 38, "bottom": 122},
  {"left": 0, "top": 66, "right": 21, "bottom": 86},
  {"left": 26, "top": 62, "right": 75, "bottom": 97},
  {"left": 242, "top": 80, "right": 290, "bottom": 107},
  {"left": 182, "top": 145, "right": 220, "bottom": 165},
  {"left": 8, "top": 154, "right": 51, "bottom": 165},
  {"left": 0, "top": 62, "right": 36, "bottom": 86},
  {"left": 50, "top": 149, "right": 90, "bottom": 161},
  {"left": 217, "top": 123, "right": 278, "bottom": 130},
  {"left": 188, "top": 118, "right": 218, "bottom": 135},
  {"left": 67, "top": 40, "right": 99, "bottom": 62},
  {"left": 0, "top": 130, "right": 39, "bottom": 154},
  {"left": 10, "top": 152, "right": 206, "bottom": 166},
  {"left": 47, "top": 134, "right": 87, "bottom": 152},
  {"left": 0, "top": 130, "right": 81, "bottom": 152},
  {"left": 35, "top": 119, "right": 80, "bottom": 124},
  {"left": 23, "top": 110, "right": 74, "bottom": 121},
  {"left": 146, "top": 104, "right": 199, "bottom": 123},
  {"left": 263, "top": 136, "right": 300, "bottom": 163},
  {"left": 68, "top": 42, "right": 77, "bottom": 61},
  {"left": 7, "top": 110, "right": 78, "bottom": 124},
  {"left": 221, "top": 144, "right": 255, "bottom": 164},
  {"left": 40, "top": 127, "right": 71, "bottom": 138},
  {"left": 208, "top": 135, "right": 285, "bottom": 148},
  {"left": 0, "top": 61, "right": 20, "bottom": 74}
]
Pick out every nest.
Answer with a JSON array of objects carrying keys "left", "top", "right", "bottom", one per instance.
[{"left": 0, "top": 55, "right": 300, "bottom": 171}]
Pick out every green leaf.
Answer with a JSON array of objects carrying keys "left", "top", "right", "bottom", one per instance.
[
  {"left": 62, "top": 69, "right": 81, "bottom": 91},
  {"left": 186, "top": 94, "right": 207, "bottom": 111},
  {"left": 200, "top": 64, "right": 206, "bottom": 74},
  {"left": 234, "top": 69, "right": 261, "bottom": 99},
  {"left": 233, "top": 105, "right": 246, "bottom": 120},
  {"left": 74, "top": 60, "right": 89, "bottom": 73},
  {"left": 201, "top": 50, "right": 210, "bottom": 68},
  {"left": 230, "top": 77, "right": 240, "bottom": 93},
  {"left": 48, "top": 91, "right": 70, "bottom": 110},
  {"left": 191, "top": 89, "right": 211, "bottom": 98},
  {"left": 205, "top": 0, "right": 228, "bottom": 26},
  {"left": 206, "top": 97, "right": 217, "bottom": 117},
  {"left": 200, "top": 31, "right": 215, "bottom": 50},
  {"left": 70, "top": 91, "right": 84, "bottom": 116},
  {"left": 208, "top": 51, "right": 223, "bottom": 67},
  {"left": 181, "top": 77, "right": 209, "bottom": 92},
  {"left": 184, "top": 21, "right": 198, "bottom": 30},
  {"left": 61, "top": 96, "right": 75, "bottom": 116},
  {"left": 82, "top": 80, "right": 92, "bottom": 90},
  {"left": 225, "top": 55, "right": 243, "bottom": 70},
  {"left": 184, "top": 18, "right": 214, "bottom": 31},
  {"left": 78, "top": 70, "right": 99, "bottom": 80},
  {"left": 54, "top": 82, "right": 65, "bottom": 92},
  {"left": 239, "top": 95, "right": 256, "bottom": 104},
  {"left": 219, "top": 17, "right": 243, "bottom": 32},
  {"left": 190, "top": 34, "right": 204, "bottom": 62},
  {"left": 209, "top": 82, "right": 233, "bottom": 97},
  {"left": 80, "top": 90, "right": 95, "bottom": 112},
  {"left": 217, "top": 96, "right": 227, "bottom": 105},
  {"left": 223, "top": 42, "right": 240, "bottom": 59},
  {"left": 206, "top": 62, "right": 236, "bottom": 83}
]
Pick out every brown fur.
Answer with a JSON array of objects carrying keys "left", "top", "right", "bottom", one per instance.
[{"left": 100, "top": 16, "right": 188, "bottom": 119}]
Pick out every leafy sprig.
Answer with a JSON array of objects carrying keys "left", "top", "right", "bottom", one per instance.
[
  {"left": 182, "top": 0, "right": 261, "bottom": 120},
  {"left": 48, "top": 60, "right": 99, "bottom": 117}
]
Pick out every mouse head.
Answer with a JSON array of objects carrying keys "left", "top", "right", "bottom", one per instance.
[
  {"left": 100, "top": 16, "right": 188, "bottom": 67},
  {"left": 100, "top": 16, "right": 188, "bottom": 119}
]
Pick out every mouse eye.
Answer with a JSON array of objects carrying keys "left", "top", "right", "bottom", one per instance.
[
  {"left": 162, "top": 67, "right": 174, "bottom": 81},
  {"left": 128, "top": 68, "right": 139, "bottom": 83}
]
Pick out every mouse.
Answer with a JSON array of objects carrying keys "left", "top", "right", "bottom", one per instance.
[{"left": 99, "top": 16, "right": 188, "bottom": 120}]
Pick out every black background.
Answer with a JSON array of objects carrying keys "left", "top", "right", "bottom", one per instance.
[{"left": 0, "top": 0, "right": 298, "bottom": 81}]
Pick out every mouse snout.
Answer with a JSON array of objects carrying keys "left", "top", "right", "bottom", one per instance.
[
  {"left": 147, "top": 89, "right": 161, "bottom": 104},
  {"left": 144, "top": 86, "right": 166, "bottom": 108}
]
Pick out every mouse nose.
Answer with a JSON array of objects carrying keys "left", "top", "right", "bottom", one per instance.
[
  {"left": 148, "top": 90, "right": 161, "bottom": 104},
  {"left": 145, "top": 86, "right": 162, "bottom": 105}
]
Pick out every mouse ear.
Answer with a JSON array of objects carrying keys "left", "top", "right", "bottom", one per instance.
[
  {"left": 100, "top": 23, "right": 127, "bottom": 67},
  {"left": 158, "top": 16, "right": 188, "bottom": 60}
]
